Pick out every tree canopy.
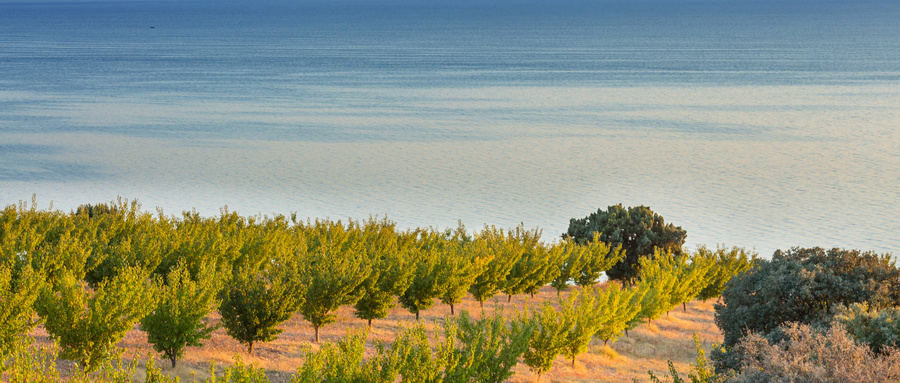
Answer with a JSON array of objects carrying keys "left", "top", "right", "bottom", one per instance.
[{"left": 564, "top": 204, "right": 686, "bottom": 284}]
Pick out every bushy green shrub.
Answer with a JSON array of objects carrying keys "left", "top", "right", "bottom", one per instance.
[
  {"left": 833, "top": 302, "right": 900, "bottom": 354},
  {"left": 205, "top": 356, "right": 270, "bottom": 383},
  {"left": 443, "top": 309, "right": 535, "bottom": 383},
  {"left": 292, "top": 329, "right": 390, "bottom": 383}
]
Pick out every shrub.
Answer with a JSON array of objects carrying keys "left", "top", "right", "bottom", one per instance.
[
  {"left": 731, "top": 323, "right": 900, "bottom": 383},
  {"left": 443, "top": 309, "right": 535, "bottom": 383},
  {"left": 833, "top": 302, "right": 900, "bottom": 354},
  {"left": 293, "top": 329, "right": 389, "bottom": 383},
  {"left": 712, "top": 247, "right": 898, "bottom": 372},
  {"left": 205, "top": 356, "right": 270, "bottom": 383}
]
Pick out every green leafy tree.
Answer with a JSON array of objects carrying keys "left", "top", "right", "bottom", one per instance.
[
  {"left": 219, "top": 264, "right": 305, "bottom": 355},
  {"left": 140, "top": 261, "right": 223, "bottom": 367},
  {"left": 572, "top": 235, "right": 624, "bottom": 288},
  {"left": 468, "top": 226, "right": 526, "bottom": 307},
  {"left": 594, "top": 282, "right": 646, "bottom": 345},
  {"left": 299, "top": 238, "right": 371, "bottom": 342},
  {"left": 695, "top": 246, "right": 755, "bottom": 302},
  {"left": 399, "top": 246, "right": 445, "bottom": 320},
  {"left": 623, "top": 281, "right": 654, "bottom": 337},
  {"left": 35, "top": 266, "right": 156, "bottom": 371},
  {"left": 82, "top": 199, "right": 166, "bottom": 286},
  {"left": 634, "top": 252, "right": 680, "bottom": 324},
  {"left": 437, "top": 243, "right": 491, "bottom": 315},
  {"left": 564, "top": 204, "right": 687, "bottom": 284},
  {"left": 560, "top": 287, "right": 607, "bottom": 367},
  {"left": 501, "top": 228, "right": 544, "bottom": 301},
  {"left": 354, "top": 245, "right": 415, "bottom": 326},
  {"left": 517, "top": 303, "right": 568, "bottom": 380},
  {"left": 519, "top": 243, "right": 567, "bottom": 298},
  {"left": 0, "top": 263, "right": 42, "bottom": 370},
  {"left": 550, "top": 240, "right": 585, "bottom": 295},
  {"left": 667, "top": 252, "right": 714, "bottom": 313}
]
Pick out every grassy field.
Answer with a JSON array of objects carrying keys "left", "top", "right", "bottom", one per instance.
[{"left": 29, "top": 284, "right": 722, "bottom": 383}]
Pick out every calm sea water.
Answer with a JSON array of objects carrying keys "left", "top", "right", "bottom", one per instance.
[{"left": 2, "top": 0, "right": 899, "bottom": 257}]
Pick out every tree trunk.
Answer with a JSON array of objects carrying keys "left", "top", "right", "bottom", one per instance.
[
  {"left": 479, "top": 300, "right": 484, "bottom": 309},
  {"left": 683, "top": 302, "right": 687, "bottom": 312},
  {"left": 571, "top": 356, "right": 576, "bottom": 367},
  {"left": 368, "top": 318, "right": 372, "bottom": 327},
  {"left": 508, "top": 294, "right": 512, "bottom": 303},
  {"left": 248, "top": 342, "right": 254, "bottom": 355},
  {"left": 450, "top": 304, "right": 455, "bottom": 315},
  {"left": 624, "top": 329, "right": 629, "bottom": 337},
  {"left": 603, "top": 339, "right": 608, "bottom": 346},
  {"left": 416, "top": 310, "right": 420, "bottom": 321},
  {"left": 314, "top": 325, "right": 320, "bottom": 342}
]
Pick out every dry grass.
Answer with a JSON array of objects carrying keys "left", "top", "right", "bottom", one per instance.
[{"left": 27, "top": 285, "right": 722, "bottom": 383}]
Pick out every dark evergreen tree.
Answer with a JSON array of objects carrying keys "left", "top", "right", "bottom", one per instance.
[{"left": 564, "top": 204, "right": 687, "bottom": 284}]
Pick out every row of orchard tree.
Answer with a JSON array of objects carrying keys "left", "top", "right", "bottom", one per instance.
[{"left": 0, "top": 199, "right": 753, "bottom": 375}]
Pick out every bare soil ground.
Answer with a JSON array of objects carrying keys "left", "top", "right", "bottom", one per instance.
[{"left": 28, "top": 285, "right": 722, "bottom": 383}]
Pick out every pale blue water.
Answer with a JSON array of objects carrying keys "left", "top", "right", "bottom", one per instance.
[{"left": 2, "top": 0, "right": 899, "bottom": 257}]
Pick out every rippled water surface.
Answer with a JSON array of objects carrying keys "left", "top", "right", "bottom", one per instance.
[{"left": 2, "top": 0, "right": 899, "bottom": 256}]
